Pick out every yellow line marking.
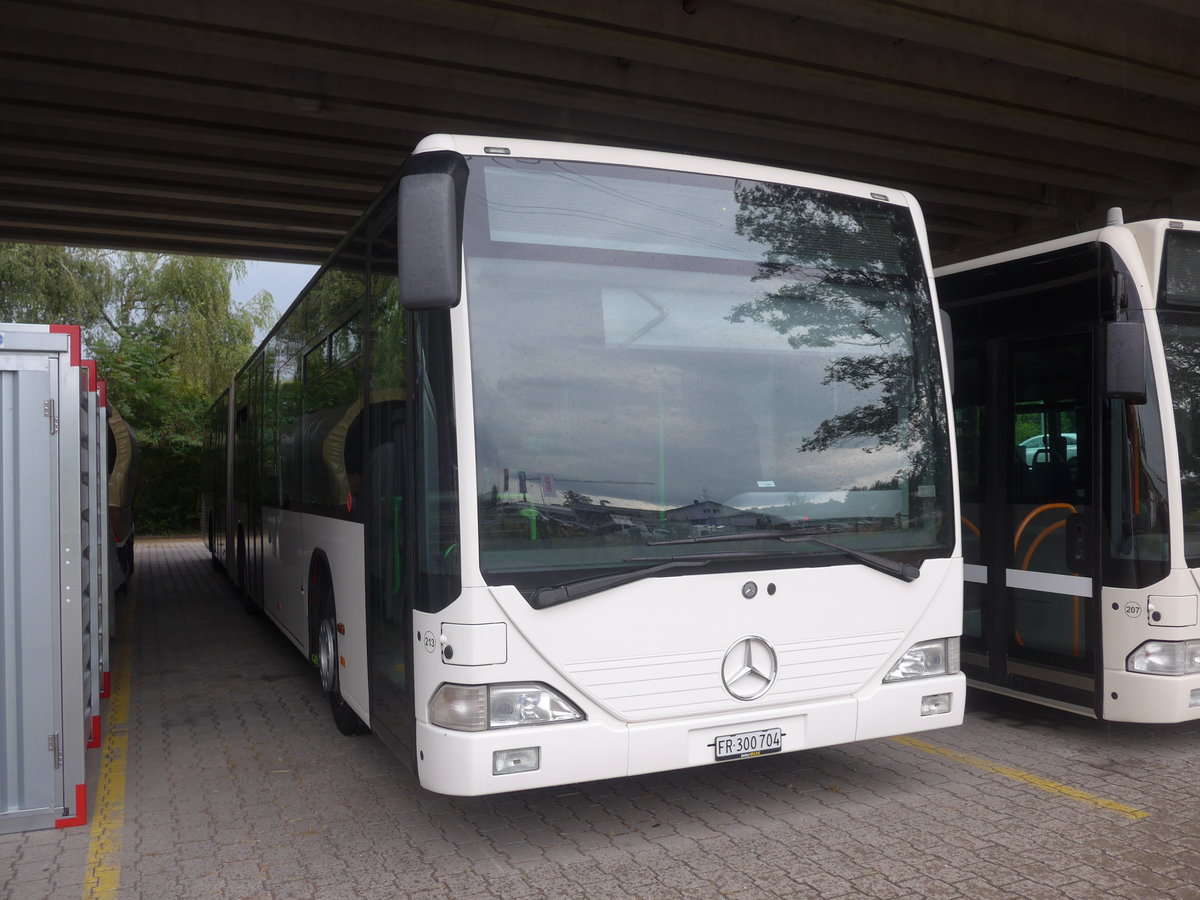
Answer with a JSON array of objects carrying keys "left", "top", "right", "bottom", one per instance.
[
  {"left": 83, "top": 596, "right": 134, "bottom": 900},
  {"left": 891, "top": 734, "right": 1150, "bottom": 820}
]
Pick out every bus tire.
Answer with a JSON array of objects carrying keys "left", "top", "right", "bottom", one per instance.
[{"left": 315, "top": 584, "right": 367, "bottom": 736}]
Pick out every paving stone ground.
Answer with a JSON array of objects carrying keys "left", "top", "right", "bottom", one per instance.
[{"left": 5, "top": 539, "right": 1200, "bottom": 898}]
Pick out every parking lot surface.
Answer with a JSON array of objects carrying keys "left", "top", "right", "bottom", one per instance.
[{"left": 4, "top": 539, "right": 1200, "bottom": 899}]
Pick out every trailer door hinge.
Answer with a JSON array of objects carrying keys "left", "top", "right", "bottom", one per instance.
[
  {"left": 44, "top": 399, "right": 58, "bottom": 434},
  {"left": 48, "top": 732, "right": 63, "bottom": 769}
]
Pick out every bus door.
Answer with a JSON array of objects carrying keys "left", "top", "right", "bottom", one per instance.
[
  {"left": 366, "top": 394, "right": 414, "bottom": 756},
  {"left": 959, "top": 329, "right": 1100, "bottom": 711}
]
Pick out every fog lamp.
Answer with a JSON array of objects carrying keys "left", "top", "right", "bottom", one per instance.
[
  {"left": 493, "top": 747, "right": 540, "bottom": 775},
  {"left": 920, "top": 692, "right": 953, "bottom": 716}
]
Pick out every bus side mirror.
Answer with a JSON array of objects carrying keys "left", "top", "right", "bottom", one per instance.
[
  {"left": 398, "top": 150, "right": 469, "bottom": 309},
  {"left": 1105, "top": 320, "right": 1147, "bottom": 403}
]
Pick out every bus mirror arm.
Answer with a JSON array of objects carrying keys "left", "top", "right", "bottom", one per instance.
[
  {"left": 1105, "top": 320, "right": 1147, "bottom": 403},
  {"left": 398, "top": 150, "right": 469, "bottom": 309}
]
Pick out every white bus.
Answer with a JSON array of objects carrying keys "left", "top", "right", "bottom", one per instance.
[
  {"left": 204, "top": 135, "right": 963, "bottom": 795},
  {"left": 937, "top": 212, "right": 1200, "bottom": 722}
]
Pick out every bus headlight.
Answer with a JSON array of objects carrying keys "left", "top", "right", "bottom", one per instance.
[
  {"left": 883, "top": 638, "right": 960, "bottom": 683},
  {"left": 430, "top": 682, "right": 585, "bottom": 731},
  {"left": 488, "top": 683, "right": 584, "bottom": 728},
  {"left": 1127, "top": 640, "right": 1200, "bottom": 675},
  {"left": 428, "top": 683, "right": 487, "bottom": 731}
]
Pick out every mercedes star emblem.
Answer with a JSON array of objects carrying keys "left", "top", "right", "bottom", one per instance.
[{"left": 721, "top": 635, "right": 778, "bottom": 701}]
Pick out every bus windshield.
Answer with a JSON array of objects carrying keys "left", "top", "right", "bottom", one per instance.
[
  {"left": 1159, "top": 229, "right": 1200, "bottom": 566},
  {"left": 463, "top": 156, "right": 953, "bottom": 593}
]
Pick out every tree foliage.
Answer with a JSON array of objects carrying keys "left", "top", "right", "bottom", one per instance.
[
  {"left": 0, "top": 243, "right": 109, "bottom": 324},
  {"left": 0, "top": 244, "right": 274, "bottom": 530}
]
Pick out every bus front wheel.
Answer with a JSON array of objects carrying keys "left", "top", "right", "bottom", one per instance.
[{"left": 317, "top": 611, "right": 367, "bottom": 736}]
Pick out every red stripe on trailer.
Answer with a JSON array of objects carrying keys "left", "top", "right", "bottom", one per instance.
[
  {"left": 54, "top": 784, "right": 88, "bottom": 828},
  {"left": 48, "top": 323, "right": 81, "bottom": 366},
  {"left": 100, "top": 670, "right": 111, "bottom": 698},
  {"left": 81, "top": 358, "right": 98, "bottom": 392},
  {"left": 87, "top": 715, "right": 102, "bottom": 749},
  {"left": 99, "top": 378, "right": 108, "bottom": 407}
]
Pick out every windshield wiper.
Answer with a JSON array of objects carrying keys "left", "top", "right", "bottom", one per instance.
[
  {"left": 647, "top": 529, "right": 921, "bottom": 583},
  {"left": 528, "top": 559, "right": 710, "bottom": 609},
  {"left": 527, "top": 533, "right": 919, "bottom": 609}
]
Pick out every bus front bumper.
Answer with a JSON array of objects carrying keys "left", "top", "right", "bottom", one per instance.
[
  {"left": 415, "top": 673, "right": 965, "bottom": 796},
  {"left": 1103, "top": 668, "right": 1200, "bottom": 723}
]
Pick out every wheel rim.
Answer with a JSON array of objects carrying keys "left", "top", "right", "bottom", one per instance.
[{"left": 318, "top": 618, "right": 338, "bottom": 693}]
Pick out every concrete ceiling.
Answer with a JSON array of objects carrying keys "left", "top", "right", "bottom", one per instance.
[{"left": 3, "top": 0, "right": 1200, "bottom": 267}]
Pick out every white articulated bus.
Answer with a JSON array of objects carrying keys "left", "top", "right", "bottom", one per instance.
[
  {"left": 937, "top": 212, "right": 1200, "bottom": 722},
  {"left": 204, "top": 135, "right": 963, "bottom": 795}
]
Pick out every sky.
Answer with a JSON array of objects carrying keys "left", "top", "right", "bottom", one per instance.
[{"left": 231, "top": 259, "right": 319, "bottom": 340}]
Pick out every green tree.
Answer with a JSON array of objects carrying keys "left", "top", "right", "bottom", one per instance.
[
  {"left": 0, "top": 243, "right": 109, "bottom": 324},
  {"left": 0, "top": 244, "right": 274, "bottom": 531}
]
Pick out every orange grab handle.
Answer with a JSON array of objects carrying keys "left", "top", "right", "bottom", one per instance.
[
  {"left": 1021, "top": 519, "right": 1067, "bottom": 571},
  {"left": 1019, "top": 518, "right": 1085, "bottom": 659},
  {"left": 1013, "top": 502, "right": 1077, "bottom": 552}
]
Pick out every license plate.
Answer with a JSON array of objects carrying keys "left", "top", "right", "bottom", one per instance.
[{"left": 714, "top": 727, "right": 783, "bottom": 761}]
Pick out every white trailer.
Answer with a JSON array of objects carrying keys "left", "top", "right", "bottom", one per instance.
[{"left": 0, "top": 323, "right": 105, "bottom": 832}]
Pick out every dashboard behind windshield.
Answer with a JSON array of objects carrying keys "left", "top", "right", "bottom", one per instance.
[{"left": 463, "top": 157, "right": 953, "bottom": 591}]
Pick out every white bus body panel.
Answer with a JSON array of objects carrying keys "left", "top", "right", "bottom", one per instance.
[
  {"left": 262, "top": 507, "right": 369, "bottom": 725},
  {"left": 1099, "top": 220, "right": 1200, "bottom": 722},
  {"left": 1101, "top": 569, "right": 1200, "bottom": 723},
  {"left": 262, "top": 506, "right": 309, "bottom": 649},
  {"left": 415, "top": 557, "right": 963, "bottom": 795},
  {"left": 415, "top": 133, "right": 926, "bottom": 211}
]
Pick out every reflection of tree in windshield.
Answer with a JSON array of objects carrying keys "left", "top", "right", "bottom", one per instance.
[
  {"left": 728, "top": 182, "right": 944, "bottom": 486},
  {"left": 730, "top": 185, "right": 912, "bottom": 347},
  {"left": 801, "top": 353, "right": 916, "bottom": 457}
]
